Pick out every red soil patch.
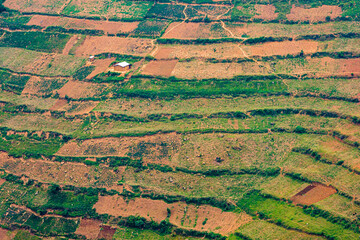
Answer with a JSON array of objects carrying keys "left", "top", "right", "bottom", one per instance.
[
  {"left": 97, "top": 225, "right": 117, "bottom": 240},
  {"left": 254, "top": 4, "right": 278, "bottom": 21},
  {"left": 75, "top": 218, "right": 102, "bottom": 239},
  {"left": 248, "top": 40, "right": 319, "bottom": 56},
  {"left": 0, "top": 228, "right": 11, "bottom": 240},
  {"left": 162, "top": 22, "right": 229, "bottom": 39},
  {"left": 56, "top": 80, "right": 107, "bottom": 99},
  {"left": 21, "top": 76, "right": 43, "bottom": 95},
  {"left": 49, "top": 99, "right": 68, "bottom": 111},
  {"left": 62, "top": 35, "right": 80, "bottom": 55},
  {"left": 0, "top": 178, "right": 6, "bottom": 186},
  {"left": 154, "top": 47, "right": 174, "bottom": 59},
  {"left": 290, "top": 183, "right": 337, "bottom": 205},
  {"left": 286, "top": 5, "right": 342, "bottom": 22},
  {"left": 27, "top": 15, "right": 139, "bottom": 35},
  {"left": 86, "top": 58, "right": 115, "bottom": 79},
  {"left": 339, "top": 58, "right": 360, "bottom": 74},
  {"left": 74, "top": 36, "right": 153, "bottom": 57},
  {"left": 94, "top": 195, "right": 252, "bottom": 235},
  {"left": 141, "top": 60, "right": 178, "bottom": 77}
]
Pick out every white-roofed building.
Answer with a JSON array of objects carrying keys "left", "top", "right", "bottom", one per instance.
[{"left": 114, "top": 61, "right": 131, "bottom": 71}]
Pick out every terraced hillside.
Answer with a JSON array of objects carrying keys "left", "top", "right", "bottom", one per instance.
[{"left": 0, "top": 0, "right": 359, "bottom": 239}]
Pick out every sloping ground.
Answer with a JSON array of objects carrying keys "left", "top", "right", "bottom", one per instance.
[
  {"left": 290, "top": 183, "right": 337, "bottom": 205},
  {"left": 94, "top": 195, "right": 252, "bottom": 235},
  {"left": 27, "top": 15, "right": 139, "bottom": 35},
  {"left": 74, "top": 36, "right": 153, "bottom": 56}
]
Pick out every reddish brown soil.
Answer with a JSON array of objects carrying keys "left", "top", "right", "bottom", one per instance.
[
  {"left": 339, "top": 58, "right": 360, "bottom": 74},
  {"left": 27, "top": 15, "right": 139, "bottom": 35},
  {"left": 141, "top": 60, "right": 178, "bottom": 77},
  {"left": 74, "top": 36, "right": 153, "bottom": 57},
  {"left": 94, "top": 195, "right": 252, "bottom": 235},
  {"left": 86, "top": 58, "right": 115, "bottom": 79},
  {"left": 154, "top": 47, "right": 174, "bottom": 59},
  {"left": 286, "top": 5, "right": 342, "bottom": 22},
  {"left": 62, "top": 35, "right": 80, "bottom": 55},
  {"left": 56, "top": 80, "right": 107, "bottom": 99},
  {"left": 248, "top": 40, "right": 319, "bottom": 56},
  {"left": 49, "top": 99, "right": 68, "bottom": 111},
  {"left": 162, "top": 22, "right": 229, "bottom": 39},
  {"left": 0, "top": 228, "right": 11, "bottom": 240},
  {"left": 97, "top": 225, "right": 117, "bottom": 240},
  {"left": 254, "top": 4, "right": 278, "bottom": 20},
  {"left": 0, "top": 178, "right": 6, "bottom": 186},
  {"left": 290, "top": 183, "right": 337, "bottom": 205},
  {"left": 21, "top": 76, "right": 45, "bottom": 96},
  {"left": 65, "top": 101, "right": 99, "bottom": 115},
  {"left": 75, "top": 218, "right": 102, "bottom": 239},
  {"left": 3, "top": 0, "right": 63, "bottom": 13}
]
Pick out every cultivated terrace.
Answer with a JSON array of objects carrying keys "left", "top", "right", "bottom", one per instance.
[{"left": 0, "top": 0, "right": 359, "bottom": 239}]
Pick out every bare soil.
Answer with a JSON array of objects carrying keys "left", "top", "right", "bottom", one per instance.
[
  {"left": 74, "top": 36, "right": 153, "bottom": 57},
  {"left": 97, "top": 225, "right": 117, "bottom": 240},
  {"left": 290, "top": 183, "right": 337, "bottom": 205},
  {"left": 0, "top": 228, "right": 11, "bottom": 240},
  {"left": 56, "top": 80, "right": 107, "bottom": 99},
  {"left": 49, "top": 99, "right": 68, "bottom": 111},
  {"left": 62, "top": 35, "right": 80, "bottom": 55},
  {"left": 75, "top": 218, "right": 102, "bottom": 239},
  {"left": 247, "top": 40, "right": 319, "bottom": 56},
  {"left": 3, "top": 0, "right": 64, "bottom": 14},
  {"left": 141, "top": 60, "right": 178, "bottom": 77},
  {"left": 21, "top": 76, "right": 43, "bottom": 95},
  {"left": 0, "top": 178, "right": 5, "bottom": 186},
  {"left": 86, "top": 58, "right": 115, "bottom": 79},
  {"left": 286, "top": 5, "right": 342, "bottom": 22},
  {"left": 27, "top": 15, "right": 139, "bottom": 35},
  {"left": 155, "top": 44, "right": 245, "bottom": 59},
  {"left": 254, "top": 4, "right": 278, "bottom": 20},
  {"left": 94, "top": 195, "right": 252, "bottom": 235},
  {"left": 162, "top": 22, "right": 230, "bottom": 39}
]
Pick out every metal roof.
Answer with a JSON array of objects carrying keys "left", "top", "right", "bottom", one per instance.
[{"left": 114, "top": 61, "right": 131, "bottom": 67}]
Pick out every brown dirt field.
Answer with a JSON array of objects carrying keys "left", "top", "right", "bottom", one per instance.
[
  {"left": 162, "top": 22, "right": 230, "bottom": 39},
  {"left": 3, "top": 0, "right": 64, "bottom": 14},
  {"left": 0, "top": 152, "right": 124, "bottom": 187},
  {"left": 287, "top": 5, "right": 342, "bottom": 22},
  {"left": 154, "top": 47, "right": 174, "bottom": 59},
  {"left": 0, "top": 178, "right": 6, "bottom": 186},
  {"left": 64, "top": 101, "right": 99, "bottom": 115},
  {"left": 155, "top": 44, "right": 245, "bottom": 59},
  {"left": 56, "top": 80, "right": 108, "bottom": 99},
  {"left": 27, "top": 15, "right": 139, "bottom": 35},
  {"left": 97, "top": 225, "right": 117, "bottom": 240},
  {"left": 62, "top": 35, "right": 80, "bottom": 55},
  {"left": 74, "top": 36, "right": 153, "bottom": 57},
  {"left": 0, "top": 228, "right": 11, "bottom": 240},
  {"left": 141, "top": 60, "right": 178, "bottom": 77},
  {"left": 86, "top": 58, "right": 115, "bottom": 79},
  {"left": 254, "top": 4, "right": 278, "bottom": 20},
  {"left": 49, "top": 99, "right": 68, "bottom": 111},
  {"left": 75, "top": 218, "right": 102, "bottom": 239},
  {"left": 94, "top": 195, "right": 252, "bottom": 235},
  {"left": 21, "top": 76, "right": 43, "bottom": 95},
  {"left": 246, "top": 40, "right": 319, "bottom": 56},
  {"left": 339, "top": 58, "right": 360, "bottom": 74},
  {"left": 290, "top": 183, "right": 337, "bottom": 205}
]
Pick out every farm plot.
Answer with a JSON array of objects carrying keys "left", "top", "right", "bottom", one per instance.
[
  {"left": 147, "top": 4, "right": 185, "bottom": 19},
  {"left": 185, "top": 5, "right": 232, "bottom": 20},
  {"left": 286, "top": 5, "right": 342, "bottom": 22},
  {"left": 21, "top": 76, "right": 68, "bottom": 96},
  {"left": 141, "top": 60, "right": 178, "bottom": 77},
  {"left": 94, "top": 195, "right": 252, "bottom": 235},
  {"left": 131, "top": 20, "right": 169, "bottom": 37},
  {"left": 290, "top": 183, "right": 337, "bottom": 205},
  {"left": 56, "top": 80, "right": 109, "bottom": 99},
  {"left": 3, "top": 0, "right": 66, "bottom": 14},
  {"left": 171, "top": 57, "right": 360, "bottom": 79},
  {"left": 232, "top": 4, "right": 278, "bottom": 21},
  {"left": 163, "top": 21, "right": 360, "bottom": 39},
  {"left": 0, "top": 47, "right": 85, "bottom": 76},
  {"left": 62, "top": 0, "right": 152, "bottom": 20},
  {"left": 27, "top": 15, "right": 139, "bottom": 35},
  {"left": 74, "top": 36, "right": 153, "bottom": 56},
  {"left": 0, "top": 31, "right": 71, "bottom": 53}
]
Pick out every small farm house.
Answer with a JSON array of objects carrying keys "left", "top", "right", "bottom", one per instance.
[
  {"left": 114, "top": 61, "right": 131, "bottom": 71},
  {"left": 88, "top": 55, "right": 95, "bottom": 62}
]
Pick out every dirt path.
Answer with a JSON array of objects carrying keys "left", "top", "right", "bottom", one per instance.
[{"left": 62, "top": 35, "right": 79, "bottom": 55}]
